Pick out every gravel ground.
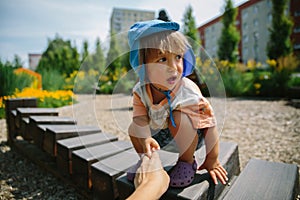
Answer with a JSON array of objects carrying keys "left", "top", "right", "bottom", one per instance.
[{"left": 0, "top": 94, "right": 299, "bottom": 199}]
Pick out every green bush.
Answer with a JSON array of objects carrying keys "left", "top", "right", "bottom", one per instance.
[
  {"left": 0, "top": 61, "right": 16, "bottom": 96},
  {"left": 39, "top": 68, "right": 66, "bottom": 91},
  {"left": 0, "top": 61, "right": 33, "bottom": 97},
  {"left": 288, "top": 74, "right": 300, "bottom": 87},
  {"left": 98, "top": 66, "right": 136, "bottom": 94},
  {"left": 220, "top": 68, "right": 254, "bottom": 97}
]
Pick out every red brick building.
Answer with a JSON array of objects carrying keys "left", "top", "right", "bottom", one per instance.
[{"left": 198, "top": 0, "right": 300, "bottom": 63}]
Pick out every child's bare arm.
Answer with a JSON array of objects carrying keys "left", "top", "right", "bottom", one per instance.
[
  {"left": 131, "top": 116, "right": 160, "bottom": 157},
  {"left": 199, "top": 127, "right": 228, "bottom": 185}
]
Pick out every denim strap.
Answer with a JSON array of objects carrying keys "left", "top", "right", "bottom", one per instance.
[{"left": 162, "top": 90, "right": 176, "bottom": 127}]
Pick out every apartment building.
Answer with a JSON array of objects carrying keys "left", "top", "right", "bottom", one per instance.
[
  {"left": 110, "top": 8, "right": 155, "bottom": 50},
  {"left": 28, "top": 53, "right": 42, "bottom": 71},
  {"left": 198, "top": 0, "right": 300, "bottom": 63},
  {"left": 110, "top": 8, "right": 155, "bottom": 34}
]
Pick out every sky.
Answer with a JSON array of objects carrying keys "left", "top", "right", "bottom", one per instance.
[{"left": 0, "top": 0, "right": 246, "bottom": 68}]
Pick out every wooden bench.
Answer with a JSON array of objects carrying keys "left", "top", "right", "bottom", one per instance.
[
  {"left": 41, "top": 124, "right": 102, "bottom": 156},
  {"left": 116, "top": 141, "right": 240, "bottom": 200},
  {"left": 29, "top": 116, "right": 77, "bottom": 146},
  {"left": 9, "top": 98, "right": 298, "bottom": 200},
  {"left": 56, "top": 132, "right": 118, "bottom": 175},
  {"left": 4, "top": 98, "right": 37, "bottom": 144},
  {"left": 72, "top": 140, "right": 133, "bottom": 190},
  {"left": 219, "top": 158, "right": 299, "bottom": 200}
]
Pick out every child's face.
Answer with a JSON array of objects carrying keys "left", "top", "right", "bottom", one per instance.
[{"left": 145, "top": 49, "right": 183, "bottom": 91}]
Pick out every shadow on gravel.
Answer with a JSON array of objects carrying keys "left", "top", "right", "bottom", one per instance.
[
  {"left": 107, "top": 106, "right": 133, "bottom": 112},
  {"left": 0, "top": 141, "right": 82, "bottom": 200},
  {"left": 285, "top": 99, "right": 300, "bottom": 109},
  {"left": 229, "top": 97, "right": 300, "bottom": 109}
]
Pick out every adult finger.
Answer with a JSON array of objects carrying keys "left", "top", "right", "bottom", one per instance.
[{"left": 144, "top": 143, "right": 152, "bottom": 158}]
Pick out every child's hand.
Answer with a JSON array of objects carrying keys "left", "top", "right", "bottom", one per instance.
[
  {"left": 140, "top": 137, "right": 160, "bottom": 158},
  {"left": 198, "top": 157, "right": 228, "bottom": 185}
]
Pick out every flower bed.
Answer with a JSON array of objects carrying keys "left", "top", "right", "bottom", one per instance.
[{"left": 0, "top": 88, "right": 76, "bottom": 119}]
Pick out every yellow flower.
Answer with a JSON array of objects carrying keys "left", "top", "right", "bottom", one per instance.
[
  {"left": 267, "top": 59, "right": 277, "bottom": 68},
  {"left": 12, "top": 88, "right": 76, "bottom": 107},
  {"left": 254, "top": 83, "right": 261, "bottom": 90}
]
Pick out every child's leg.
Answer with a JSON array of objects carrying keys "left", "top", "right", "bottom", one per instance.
[{"left": 169, "top": 111, "right": 198, "bottom": 164}]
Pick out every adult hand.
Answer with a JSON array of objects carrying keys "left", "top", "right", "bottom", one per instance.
[{"left": 126, "top": 151, "right": 169, "bottom": 200}]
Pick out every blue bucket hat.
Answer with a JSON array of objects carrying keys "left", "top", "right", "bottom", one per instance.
[{"left": 128, "top": 20, "right": 195, "bottom": 82}]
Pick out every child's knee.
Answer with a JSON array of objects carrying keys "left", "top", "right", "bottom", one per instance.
[
  {"left": 171, "top": 111, "right": 193, "bottom": 128},
  {"left": 128, "top": 122, "right": 135, "bottom": 137}
]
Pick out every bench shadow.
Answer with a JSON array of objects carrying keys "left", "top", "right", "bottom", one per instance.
[
  {"left": 107, "top": 107, "right": 133, "bottom": 112},
  {"left": 285, "top": 99, "right": 300, "bottom": 109}
]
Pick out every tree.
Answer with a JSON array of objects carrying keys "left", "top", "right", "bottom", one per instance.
[
  {"left": 36, "top": 35, "right": 80, "bottom": 77},
  {"left": 91, "top": 37, "right": 105, "bottom": 72},
  {"left": 81, "top": 40, "right": 89, "bottom": 63},
  {"left": 217, "top": 0, "right": 240, "bottom": 63},
  {"left": 182, "top": 5, "right": 200, "bottom": 54},
  {"left": 106, "top": 30, "right": 122, "bottom": 71},
  {"left": 80, "top": 38, "right": 106, "bottom": 73},
  {"left": 267, "top": 0, "right": 293, "bottom": 60},
  {"left": 13, "top": 54, "right": 23, "bottom": 68}
]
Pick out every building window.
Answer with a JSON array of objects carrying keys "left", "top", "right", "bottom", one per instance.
[
  {"left": 242, "top": 11, "right": 248, "bottom": 20},
  {"left": 243, "top": 22, "right": 248, "bottom": 30},
  {"left": 295, "top": 11, "right": 300, "bottom": 17},
  {"left": 294, "top": 44, "right": 300, "bottom": 50},
  {"left": 243, "top": 35, "right": 249, "bottom": 43},
  {"left": 253, "top": 19, "right": 258, "bottom": 27},
  {"left": 244, "top": 47, "right": 248, "bottom": 56},
  {"left": 254, "top": 5, "right": 258, "bottom": 13},
  {"left": 268, "top": 13, "right": 272, "bottom": 23},
  {"left": 294, "top": 26, "right": 300, "bottom": 33},
  {"left": 267, "top": 0, "right": 272, "bottom": 8}
]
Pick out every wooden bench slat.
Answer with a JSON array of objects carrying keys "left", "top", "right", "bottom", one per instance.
[
  {"left": 30, "top": 116, "right": 77, "bottom": 147},
  {"left": 29, "top": 116, "right": 77, "bottom": 123},
  {"left": 116, "top": 141, "right": 240, "bottom": 200},
  {"left": 42, "top": 125, "right": 102, "bottom": 156},
  {"left": 56, "top": 132, "right": 118, "bottom": 175},
  {"left": 57, "top": 132, "right": 118, "bottom": 160},
  {"left": 222, "top": 158, "right": 299, "bottom": 200},
  {"left": 16, "top": 108, "right": 59, "bottom": 129},
  {"left": 72, "top": 140, "right": 133, "bottom": 190},
  {"left": 92, "top": 149, "right": 178, "bottom": 200},
  {"left": 91, "top": 149, "right": 139, "bottom": 200}
]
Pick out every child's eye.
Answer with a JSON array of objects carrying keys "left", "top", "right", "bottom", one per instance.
[
  {"left": 158, "top": 57, "right": 167, "bottom": 62},
  {"left": 176, "top": 55, "right": 182, "bottom": 60}
]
